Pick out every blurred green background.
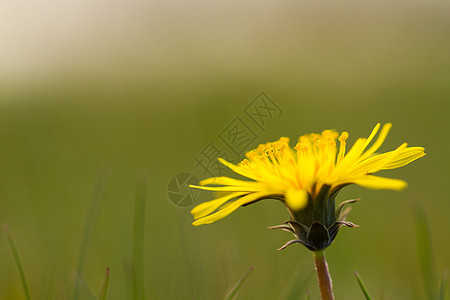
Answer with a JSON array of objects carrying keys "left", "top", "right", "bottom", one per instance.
[{"left": 0, "top": 0, "right": 449, "bottom": 299}]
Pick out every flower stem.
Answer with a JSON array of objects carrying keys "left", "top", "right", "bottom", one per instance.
[{"left": 313, "top": 250, "right": 334, "bottom": 300}]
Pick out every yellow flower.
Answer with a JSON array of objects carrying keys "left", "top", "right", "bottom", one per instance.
[{"left": 190, "top": 123, "right": 425, "bottom": 229}]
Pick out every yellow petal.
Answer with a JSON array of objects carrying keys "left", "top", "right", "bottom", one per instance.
[
  {"left": 382, "top": 147, "right": 426, "bottom": 170},
  {"left": 347, "top": 152, "right": 389, "bottom": 176},
  {"left": 297, "top": 154, "right": 315, "bottom": 189},
  {"left": 192, "top": 192, "right": 270, "bottom": 226},
  {"left": 200, "top": 177, "right": 257, "bottom": 187},
  {"left": 363, "top": 123, "right": 381, "bottom": 149},
  {"left": 358, "top": 123, "right": 392, "bottom": 161},
  {"left": 218, "top": 158, "right": 261, "bottom": 181},
  {"left": 285, "top": 189, "right": 308, "bottom": 211},
  {"left": 191, "top": 192, "right": 247, "bottom": 219},
  {"left": 333, "top": 138, "right": 367, "bottom": 178},
  {"left": 189, "top": 184, "right": 261, "bottom": 192},
  {"left": 349, "top": 143, "right": 408, "bottom": 176},
  {"left": 361, "top": 143, "right": 408, "bottom": 173},
  {"left": 352, "top": 175, "right": 407, "bottom": 191}
]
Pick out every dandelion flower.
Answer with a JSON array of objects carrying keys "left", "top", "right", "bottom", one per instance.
[{"left": 190, "top": 123, "right": 425, "bottom": 251}]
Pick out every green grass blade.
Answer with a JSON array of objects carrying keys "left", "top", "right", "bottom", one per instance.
[
  {"left": 98, "top": 266, "right": 110, "bottom": 300},
  {"left": 224, "top": 266, "right": 254, "bottom": 300},
  {"left": 305, "top": 291, "right": 310, "bottom": 300},
  {"left": 279, "top": 254, "right": 313, "bottom": 300},
  {"left": 2, "top": 223, "right": 32, "bottom": 300},
  {"left": 408, "top": 196, "right": 437, "bottom": 300},
  {"left": 133, "top": 172, "right": 147, "bottom": 300},
  {"left": 72, "top": 273, "right": 96, "bottom": 300},
  {"left": 439, "top": 270, "right": 448, "bottom": 300},
  {"left": 123, "top": 260, "right": 134, "bottom": 300},
  {"left": 354, "top": 271, "right": 372, "bottom": 300},
  {"left": 74, "top": 171, "right": 111, "bottom": 300}
]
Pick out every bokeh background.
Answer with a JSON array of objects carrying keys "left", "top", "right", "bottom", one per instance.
[{"left": 1, "top": 0, "right": 449, "bottom": 299}]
